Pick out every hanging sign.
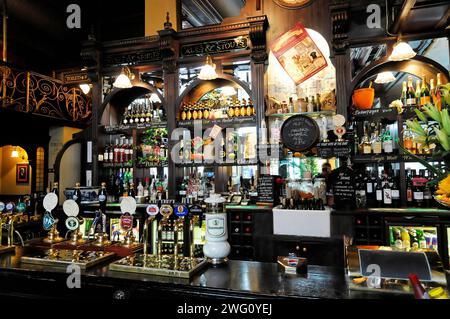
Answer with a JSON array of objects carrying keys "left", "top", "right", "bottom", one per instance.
[
  {"left": 181, "top": 36, "right": 250, "bottom": 57},
  {"left": 271, "top": 22, "right": 328, "bottom": 84}
]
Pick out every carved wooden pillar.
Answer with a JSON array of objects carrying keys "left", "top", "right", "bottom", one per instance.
[
  {"left": 248, "top": 16, "right": 268, "bottom": 173},
  {"left": 81, "top": 38, "right": 102, "bottom": 186},
  {"left": 159, "top": 15, "right": 179, "bottom": 198}
]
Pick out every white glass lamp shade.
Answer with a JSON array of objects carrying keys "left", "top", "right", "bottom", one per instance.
[
  {"left": 389, "top": 42, "right": 416, "bottom": 62},
  {"left": 198, "top": 56, "right": 218, "bottom": 80},
  {"left": 79, "top": 84, "right": 91, "bottom": 94},
  {"left": 374, "top": 72, "right": 396, "bottom": 84},
  {"left": 221, "top": 86, "right": 237, "bottom": 96}
]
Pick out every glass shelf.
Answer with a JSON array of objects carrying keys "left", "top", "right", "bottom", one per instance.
[{"left": 268, "top": 110, "right": 336, "bottom": 119}]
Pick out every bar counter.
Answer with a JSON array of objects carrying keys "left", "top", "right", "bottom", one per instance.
[{"left": 0, "top": 247, "right": 410, "bottom": 300}]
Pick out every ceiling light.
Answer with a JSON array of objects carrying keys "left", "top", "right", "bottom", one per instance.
[
  {"left": 79, "top": 84, "right": 91, "bottom": 94},
  {"left": 198, "top": 55, "right": 218, "bottom": 80},
  {"left": 11, "top": 147, "right": 18, "bottom": 158},
  {"left": 374, "top": 71, "right": 396, "bottom": 84},
  {"left": 221, "top": 86, "right": 237, "bottom": 96},
  {"left": 389, "top": 41, "right": 416, "bottom": 62},
  {"left": 113, "top": 67, "right": 135, "bottom": 89}
]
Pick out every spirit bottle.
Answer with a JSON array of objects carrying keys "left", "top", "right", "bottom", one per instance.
[
  {"left": 382, "top": 128, "right": 393, "bottom": 153},
  {"left": 406, "top": 76, "right": 417, "bottom": 108},
  {"left": 360, "top": 124, "right": 372, "bottom": 154}
]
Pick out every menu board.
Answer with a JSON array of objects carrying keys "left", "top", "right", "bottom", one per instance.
[
  {"left": 257, "top": 175, "right": 280, "bottom": 205},
  {"left": 317, "top": 141, "right": 350, "bottom": 159},
  {"left": 281, "top": 115, "right": 320, "bottom": 152},
  {"left": 329, "top": 166, "right": 356, "bottom": 209}
]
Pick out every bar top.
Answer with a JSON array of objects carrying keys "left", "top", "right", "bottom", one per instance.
[
  {"left": 332, "top": 207, "right": 450, "bottom": 216},
  {"left": 0, "top": 247, "right": 411, "bottom": 299}
]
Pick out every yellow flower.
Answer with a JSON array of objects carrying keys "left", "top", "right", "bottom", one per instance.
[{"left": 437, "top": 175, "right": 450, "bottom": 195}]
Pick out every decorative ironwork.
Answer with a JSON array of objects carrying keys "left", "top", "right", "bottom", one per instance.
[{"left": 0, "top": 65, "right": 92, "bottom": 123}]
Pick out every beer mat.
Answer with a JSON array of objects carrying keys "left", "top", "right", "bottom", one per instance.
[{"left": 20, "top": 249, "right": 115, "bottom": 269}]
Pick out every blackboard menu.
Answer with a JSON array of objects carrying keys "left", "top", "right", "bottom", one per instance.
[
  {"left": 317, "top": 141, "right": 350, "bottom": 159},
  {"left": 281, "top": 115, "right": 320, "bottom": 152},
  {"left": 329, "top": 166, "right": 356, "bottom": 209},
  {"left": 353, "top": 108, "right": 397, "bottom": 121},
  {"left": 257, "top": 175, "right": 280, "bottom": 205}
]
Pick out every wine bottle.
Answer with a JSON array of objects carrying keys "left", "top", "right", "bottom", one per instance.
[
  {"left": 406, "top": 76, "right": 417, "bottom": 108},
  {"left": 420, "top": 75, "right": 431, "bottom": 107}
]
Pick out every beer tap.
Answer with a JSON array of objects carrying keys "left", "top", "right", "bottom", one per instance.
[
  {"left": 143, "top": 201, "right": 159, "bottom": 257},
  {"left": 63, "top": 199, "right": 85, "bottom": 246}
]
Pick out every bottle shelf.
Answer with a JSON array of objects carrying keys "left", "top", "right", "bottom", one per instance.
[
  {"left": 101, "top": 162, "right": 133, "bottom": 169},
  {"left": 351, "top": 107, "right": 418, "bottom": 121},
  {"left": 175, "top": 160, "right": 258, "bottom": 168},
  {"left": 268, "top": 110, "right": 335, "bottom": 119},
  {"left": 177, "top": 116, "right": 256, "bottom": 129},
  {"left": 353, "top": 153, "right": 439, "bottom": 164},
  {"left": 102, "top": 122, "right": 168, "bottom": 134}
]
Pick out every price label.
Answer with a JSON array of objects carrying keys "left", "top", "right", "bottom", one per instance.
[
  {"left": 63, "top": 199, "right": 80, "bottom": 217},
  {"left": 43, "top": 212, "right": 56, "bottom": 230}
]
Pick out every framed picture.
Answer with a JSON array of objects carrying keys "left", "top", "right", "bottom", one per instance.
[
  {"left": 270, "top": 22, "right": 328, "bottom": 85},
  {"left": 16, "top": 164, "right": 29, "bottom": 184},
  {"left": 273, "top": 0, "right": 314, "bottom": 10}
]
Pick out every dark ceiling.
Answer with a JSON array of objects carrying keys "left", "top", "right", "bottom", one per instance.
[{"left": 0, "top": 0, "right": 245, "bottom": 75}]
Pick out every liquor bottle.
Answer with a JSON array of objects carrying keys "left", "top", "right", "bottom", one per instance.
[
  {"left": 137, "top": 180, "right": 144, "bottom": 197},
  {"left": 139, "top": 103, "right": 146, "bottom": 123},
  {"left": 401, "top": 81, "right": 407, "bottom": 107},
  {"left": 403, "top": 128, "right": 414, "bottom": 152},
  {"left": 365, "top": 171, "right": 375, "bottom": 207},
  {"left": 73, "top": 182, "right": 82, "bottom": 206},
  {"left": 415, "top": 79, "right": 421, "bottom": 107},
  {"left": 356, "top": 178, "right": 367, "bottom": 208},
  {"left": 371, "top": 129, "right": 382, "bottom": 154},
  {"left": 119, "top": 138, "right": 125, "bottom": 164},
  {"left": 99, "top": 182, "right": 107, "bottom": 213},
  {"left": 240, "top": 99, "right": 247, "bottom": 117},
  {"left": 423, "top": 173, "right": 432, "bottom": 208},
  {"left": 316, "top": 94, "right": 322, "bottom": 112},
  {"left": 383, "top": 179, "right": 392, "bottom": 207},
  {"left": 123, "top": 108, "right": 130, "bottom": 125},
  {"left": 413, "top": 170, "right": 424, "bottom": 208},
  {"left": 129, "top": 138, "right": 134, "bottom": 162},
  {"left": 233, "top": 100, "right": 241, "bottom": 117},
  {"left": 307, "top": 96, "right": 314, "bottom": 113},
  {"left": 129, "top": 104, "right": 135, "bottom": 124},
  {"left": 408, "top": 274, "right": 430, "bottom": 299},
  {"left": 203, "top": 103, "right": 210, "bottom": 120},
  {"left": 288, "top": 97, "right": 294, "bottom": 114},
  {"left": 246, "top": 99, "right": 253, "bottom": 116},
  {"left": 186, "top": 104, "right": 192, "bottom": 120},
  {"left": 227, "top": 101, "right": 235, "bottom": 118},
  {"left": 123, "top": 139, "right": 130, "bottom": 163},
  {"left": 382, "top": 128, "right": 393, "bottom": 153},
  {"left": 360, "top": 124, "right": 372, "bottom": 154},
  {"left": 406, "top": 170, "right": 414, "bottom": 207},
  {"left": 128, "top": 182, "right": 136, "bottom": 198},
  {"left": 103, "top": 144, "right": 109, "bottom": 163},
  {"left": 197, "top": 102, "right": 203, "bottom": 120},
  {"left": 113, "top": 139, "right": 120, "bottom": 164},
  {"left": 435, "top": 73, "right": 443, "bottom": 110},
  {"left": 145, "top": 100, "right": 152, "bottom": 123},
  {"left": 420, "top": 75, "right": 431, "bottom": 107},
  {"left": 391, "top": 176, "right": 400, "bottom": 208},
  {"left": 375, "top": 180, "right": 383, "bottom": 208},
  {"left": 406, "top": 76, "right": 417, "bottom": 108}
]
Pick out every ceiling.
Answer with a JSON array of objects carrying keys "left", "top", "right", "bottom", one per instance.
[{"left": 1, "top": 0, "right": 245, "bottom": 75}]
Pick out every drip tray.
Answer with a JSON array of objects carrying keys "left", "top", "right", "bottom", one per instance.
[
  {"left": 110, "top": 254, "right": 208, "bottom": 278},
  {"left": 21, "top": 249, "right": 115, "bottom": 269}
]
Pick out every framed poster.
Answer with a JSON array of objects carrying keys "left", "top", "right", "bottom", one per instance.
[
  {"left": 271, "top": 22, "right": 328, "bottom": 84},
  {"left": 16, "top": 164, "right": 29, "bottom": 184}
]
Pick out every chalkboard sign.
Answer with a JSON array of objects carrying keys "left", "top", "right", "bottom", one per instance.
[
  {"left": 329, "top": 165, "right": 356, "bottom": 209},
  {"left": 353, "top": 108, "right": 397, "bottom": 122},
  {"left": 257, "top": 175, "right": 280, "bottom": 205},
  {"left": 281, "top": 115, "right": 320, "bottom": 152},
  {"left": 317, "top": 141, "right": 350, "bottom": 159}
]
